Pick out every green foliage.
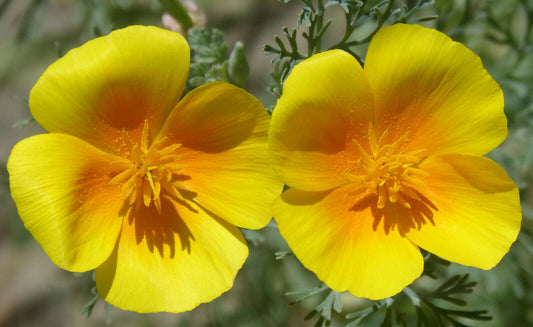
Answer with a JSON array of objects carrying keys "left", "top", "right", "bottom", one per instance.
[
  {"left": 185, "top": 27, "right": 251, "bottom": 93},
  {"left": 265, "top": 0, "right": 437, "bottom": 96},
  {"left": 284, "top": 253, "right": 492, "bottom": 327},
  {"left": 186, "top": 27, "right": 229, "bottom": 89},
  {"left": 82, "top": 284, "right": 112, "bottom": 324},
  {"left": 404, "top": 275, "right": 492, "bottom": 327},
  {"left": 304, "top": 289, "right": 343, "bottom": 327},
  {"left": 345, "top": 298, "right": 395, "bottom": 327}
]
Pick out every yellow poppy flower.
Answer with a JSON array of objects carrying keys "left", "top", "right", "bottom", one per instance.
[
  {"left": 269, "top": 24, "right": 522, "bottom": 300},
  {"left": 8, "top": 25, "right": 283, "bottom": 313}
]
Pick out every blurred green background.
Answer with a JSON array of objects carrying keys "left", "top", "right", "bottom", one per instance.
[{"left": 1, "top": 0, "right": 532, "bottom": 326}]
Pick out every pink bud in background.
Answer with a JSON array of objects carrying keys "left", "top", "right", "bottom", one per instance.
[{"left": 162, "top": 1, "right": 207, "bottom": 35}]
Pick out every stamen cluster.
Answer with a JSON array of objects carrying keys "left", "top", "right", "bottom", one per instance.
[
  {"left": 348, "top": 124, "right": 428, "bottom": 209},
  {"left": 109, "top": 120, "right": 187, "bottom": 213}
]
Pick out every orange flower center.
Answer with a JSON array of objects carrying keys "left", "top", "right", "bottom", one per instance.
[
  {"left": 348, "top": 124, "right": 428, "bottom": 209},
  {"left": 109, "top": 120, "right": 187, "bottom": 213}
]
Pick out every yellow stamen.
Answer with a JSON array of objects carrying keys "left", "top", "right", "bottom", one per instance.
[
  {"left": 347, "top": 125, "right": 428, "bottom": 210},
  {"left": 109, "top": 119, "right": 188, "bottom": 214}
]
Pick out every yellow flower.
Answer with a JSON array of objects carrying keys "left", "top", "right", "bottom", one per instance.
[
  {"left": 269, "top": 24, "right": 522, "bottom": 300},
  {"left": 8, "top": 25, "right": 283, "bottom": 313}
]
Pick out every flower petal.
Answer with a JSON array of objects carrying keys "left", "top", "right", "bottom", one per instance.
[
  {"left": 95, "top": 197, "right": 248, "bottom": 313},
  {"left": 273, "top": 185, "right": 423, "bottom": 300},
  {"left": 7, "top": 134, "right": 124, "bottom": 272},
  {"left": 406, "top": 154, "right": 521, "bottom": 269},
  {"left": 156, "top": 82, "right": 283, "bottom": 229},
  {"left": 269, "top": 50, "right": 374, "bottom": 191},
  {"left": 365, "top": 24, "right": 506, "bottom": 156},
  {"left": 29, "top": 25, "right": 190, "bottom": 155}
]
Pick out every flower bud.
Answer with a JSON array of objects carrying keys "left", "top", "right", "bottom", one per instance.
[{"left": 228, "top": 41, "right": 250, "bottom": 87}]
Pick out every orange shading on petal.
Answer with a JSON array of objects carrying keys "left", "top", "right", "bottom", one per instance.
[
  {"left": 273, "top": 185, "right": 423, "bottom": 300},
  {"left": 8, "top": 134, "right": 125, "bottom": 272},
  {"left": 269, "top": 50, "right": 374, "bottom": 191},
  {"left": 365, "top": 24, "right": 506, "bottom": 156},
  {"left": 29, "top": 25, "right": 190, "bottom": 155}
]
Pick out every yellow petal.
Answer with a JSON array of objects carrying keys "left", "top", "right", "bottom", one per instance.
[
  {"left": 29, "top": 25, "right": 190, "bottom": 155},
  {"left": 7, "top": 134, "right": 124, "bottom": 272},
  {"left": 95, "top": 197, "right": 248, "bottom": 313},
  {"left": 273, "top": 185, "right": 423, "bottom": 300},
  {"left": 156, "top": 82, "right": 283, "bottom": 229},
  {"left": 405, "top": 154, "right": 521, "bottom": 269},
  {"left": 269, "top": 50, "right": 374, "bottom": 191},
  {"left": 365, "top": 24, "right": 506, "bottom": 156}
]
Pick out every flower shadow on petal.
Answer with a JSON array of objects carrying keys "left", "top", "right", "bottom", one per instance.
[
  {"left": 174, "top": 113, "right": 258, "bottom": 154},
  {"left": 349, "top": 191, "right": 437, "bottom": 237},
  {"left": 160, "top": 84, "right": 263, "bottom": 155},
  {"left": 127, "top": 194, "right": 196, "bottom": 258}
]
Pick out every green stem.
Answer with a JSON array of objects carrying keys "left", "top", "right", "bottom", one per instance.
[{"left": 403, "top": 287, "right": 421, "bottom": 307}]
